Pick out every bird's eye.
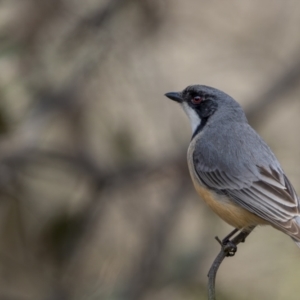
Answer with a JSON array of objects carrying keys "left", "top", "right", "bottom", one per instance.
[{"left": 191, "top": 96, "right": 202, "bottom": 104}]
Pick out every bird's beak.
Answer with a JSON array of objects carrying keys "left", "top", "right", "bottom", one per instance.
[{"left": 164, "top": 92, "right": 182, "bottom": 103}]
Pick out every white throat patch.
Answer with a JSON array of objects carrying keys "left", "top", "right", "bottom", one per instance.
[{"left": 181, "top": 102, "right": 202, "bottom": 134}]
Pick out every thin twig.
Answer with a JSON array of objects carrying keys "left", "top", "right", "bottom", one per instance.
[{"left": 207, "top": 227, "right": 255, "bottom": 300}]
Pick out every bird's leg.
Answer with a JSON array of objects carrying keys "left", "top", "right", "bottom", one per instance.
[
  {"left": 221, "top": 228, "right": 239, "bottom": 244},
  {"left": 215, "top": 226, "right": 255, "bottom": 257}
]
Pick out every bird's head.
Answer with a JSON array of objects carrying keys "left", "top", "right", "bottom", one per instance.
[{"left": 165, "top": 85, "right": 246, "bottom": 136}]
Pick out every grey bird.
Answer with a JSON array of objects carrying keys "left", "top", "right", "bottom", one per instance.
[{"left": 165, "top": 85, "right": 300, "bottom": 247}]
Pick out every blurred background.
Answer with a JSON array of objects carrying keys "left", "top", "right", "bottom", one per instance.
[{"left": 0, "top": 0, "right": 300, "bottom": 299}]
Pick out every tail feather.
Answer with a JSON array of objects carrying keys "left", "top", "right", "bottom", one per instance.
[{"left": 291, "top": 215, "right": 300, "bottom": 248}]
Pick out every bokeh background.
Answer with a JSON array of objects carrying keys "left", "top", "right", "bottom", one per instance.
[{"left": 0, "top": 1, "right": 300, "bottom": 299}]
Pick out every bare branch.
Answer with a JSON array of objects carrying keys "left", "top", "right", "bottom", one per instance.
[
  {"left": 207, "top": 227, "right": 255, "bottom": 300},
  {"left": 247, "top": 56, "right": 300, "bottom": 127}
]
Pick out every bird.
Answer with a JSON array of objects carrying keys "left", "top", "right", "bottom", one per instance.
[{"left": 165, "top": 85, "right": 300, "bottom": 250}]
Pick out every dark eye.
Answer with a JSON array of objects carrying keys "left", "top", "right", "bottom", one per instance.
[{"left": 191, "top": 96, "right": 202, "bottom": 104}]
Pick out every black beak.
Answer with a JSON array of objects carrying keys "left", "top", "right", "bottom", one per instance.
[{"left": 164, "top": 92, "right": 182, "bottom": 103}]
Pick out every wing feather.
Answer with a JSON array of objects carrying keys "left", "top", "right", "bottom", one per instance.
[
  {"left": 194, "top": 157, "right": 299, "bottom": 236},
  {"left": 191, "top": 121, "right": 300, "bottom": 240}
]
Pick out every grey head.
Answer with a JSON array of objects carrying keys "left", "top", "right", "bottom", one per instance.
[{"left": 165, "top": 85, "right": 247, "bottom": 138}]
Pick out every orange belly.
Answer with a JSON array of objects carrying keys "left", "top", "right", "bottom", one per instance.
[{"left": 192, "top": 179, "right": 267, "bottom": 228}]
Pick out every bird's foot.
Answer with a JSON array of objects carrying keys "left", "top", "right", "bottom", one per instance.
[{"left": 215, "top": 236, "right": 237, "bottom": 257}]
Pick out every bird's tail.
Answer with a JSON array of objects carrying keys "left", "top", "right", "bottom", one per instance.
[{"left": 292, "top": 214, "right": 300, "bottom": 248}]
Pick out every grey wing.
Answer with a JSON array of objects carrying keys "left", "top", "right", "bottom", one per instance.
[
  {"left": 193, "top": 125, "right": 300, "bottom": 238},
  {"left": 195, "top": 164, "right": 300, "bottom": 237}
]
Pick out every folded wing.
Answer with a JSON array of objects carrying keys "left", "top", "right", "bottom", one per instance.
[{"left": 195, "top": 162, "right": 300, "bottom": 240}]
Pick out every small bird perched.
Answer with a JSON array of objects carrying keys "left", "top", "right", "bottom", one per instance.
[{"left": 165, "top": 85, "right": 300, "bottom": 248}]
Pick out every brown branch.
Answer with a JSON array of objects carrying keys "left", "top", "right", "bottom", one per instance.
[
  {"left": 76, "top": 0, "right": 129, "bottom": 29},
  {"left": 207, "top": 227, "right": 255, "bottom": 300},
  {"left": 246, "top": 56, "right": 300, "bottom": 127},
  {"left": 23, "top": 148, "right": 189, "bottom": 189}
]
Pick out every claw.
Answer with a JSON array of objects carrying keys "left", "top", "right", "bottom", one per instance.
[
  {"left": 223, "top": 240, "right": 237, "bottom": 257},
  {"left": 215, "top": 237, "right": 237, "bottom": 256}
]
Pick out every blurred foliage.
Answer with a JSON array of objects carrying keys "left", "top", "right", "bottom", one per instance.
[{"left": 0, "top": 1, "right": 300, "bottom": 300}]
